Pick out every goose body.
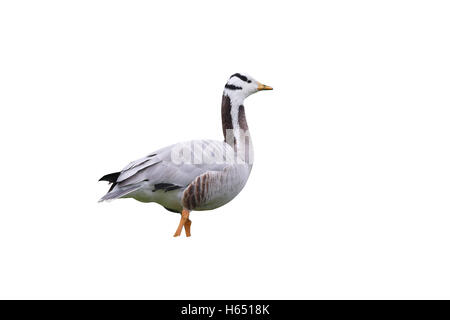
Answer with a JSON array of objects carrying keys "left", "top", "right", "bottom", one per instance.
[
  {"left": 101, "top": 140, "right": 251, "bottom": 212},
  {"left": 99, "top": 73, "right": 272, "bottom": 236}
]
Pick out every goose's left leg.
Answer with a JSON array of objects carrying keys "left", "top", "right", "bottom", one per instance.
[
  {"left": 184, "top": 217, "right": 192, "bottom": 237},
  {"left": 173, "top": 208, "right": 190, "bottom": 237}
]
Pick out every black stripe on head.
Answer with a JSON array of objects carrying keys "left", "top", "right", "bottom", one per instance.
[
  {"left": 225, "top": 84, "right": 242, "bottom": 90},
  {"left": 230, "top": 73, "right": 251, "bottom": 83}
]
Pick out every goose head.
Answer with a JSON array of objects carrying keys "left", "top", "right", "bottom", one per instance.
[{"left": 224, "top": 73, "right": 272, "bottom": 100}]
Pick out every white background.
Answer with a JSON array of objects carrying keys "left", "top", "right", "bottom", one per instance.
[{"left": 0, "top": 0, "right": 449, "bottom": 299}]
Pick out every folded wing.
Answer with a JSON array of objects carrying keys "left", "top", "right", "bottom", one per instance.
[{"left": 100, "top": 140, "right": 235, "bottom": 200}]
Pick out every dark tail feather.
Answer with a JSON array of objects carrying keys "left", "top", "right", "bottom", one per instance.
[
  {"left": 99, "top": 172, "right": 120, "bottom": 183},
  {"left": 108, "top": 182, "right": 117, "bottom": 192}
]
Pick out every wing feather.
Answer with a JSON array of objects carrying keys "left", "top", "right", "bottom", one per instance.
[{"left": 115, "top": 140, "right": 234, "bottom": 188}]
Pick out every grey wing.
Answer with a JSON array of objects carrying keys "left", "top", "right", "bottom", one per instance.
[{"left": 114, "top": 139, "right": 233, "bottom": 189}]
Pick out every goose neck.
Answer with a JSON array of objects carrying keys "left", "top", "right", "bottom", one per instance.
[{"left": 221, "top": 93, "right": 253, "bottom": 163}]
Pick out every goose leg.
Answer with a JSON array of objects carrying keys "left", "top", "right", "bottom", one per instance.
[
  {"left": 173, "top": 209, "right": 190, "bottom": 237},
  {"left": 184, "top": 218, "right": 192, "bottom": 237}
]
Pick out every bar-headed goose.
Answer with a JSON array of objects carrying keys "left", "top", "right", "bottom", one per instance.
[{"left": 99, "top": 73, "right": 272, "bottom": 237}]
